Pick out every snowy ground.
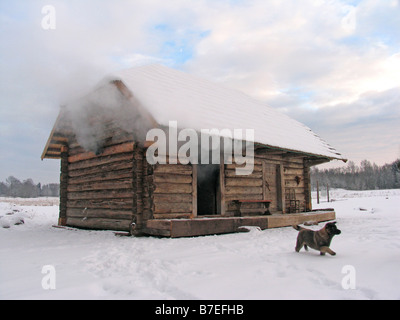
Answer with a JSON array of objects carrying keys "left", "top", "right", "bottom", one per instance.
[{"left": 1, "top": 189, "right": 399, "bottom": 300}]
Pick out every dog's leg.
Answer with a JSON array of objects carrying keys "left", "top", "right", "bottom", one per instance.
[
  {"left": 304, "top": 244, "right": 308, "bottom": 251},
  {"left": 295, "top": 237, "right": 303, "bottom": 252},
  {"left": 320, "top": 246, "right": 336, "bottom": 256}
]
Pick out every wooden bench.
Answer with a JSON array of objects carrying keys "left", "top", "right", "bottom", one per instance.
[{"left": 233, "top": 200, "right": 272, "bottom": 216}]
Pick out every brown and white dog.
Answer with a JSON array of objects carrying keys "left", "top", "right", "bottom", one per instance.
[{"left": 293, "top": 222, "right": 341, "bottom": 256}]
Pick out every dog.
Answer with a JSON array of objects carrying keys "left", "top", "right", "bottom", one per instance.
[{"left": 293, "top": 222, "right": 341, "bottom": 256}]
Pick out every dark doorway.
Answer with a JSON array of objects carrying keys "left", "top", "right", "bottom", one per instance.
[{"left": 197, "top": 164, "right": 220, "bottom": 215}]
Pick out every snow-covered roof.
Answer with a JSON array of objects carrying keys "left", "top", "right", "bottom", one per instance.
[{"left": 108, "top": 64, "right": 344, "bottom": 161}]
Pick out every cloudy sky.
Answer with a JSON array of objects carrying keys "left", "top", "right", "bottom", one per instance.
[{"left": 1, "top": 0, "right": 399, "bottom": 183}]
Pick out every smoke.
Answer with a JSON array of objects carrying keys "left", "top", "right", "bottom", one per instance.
[{"left": 57, "top": 81, "right": 153, "bottom": 153}]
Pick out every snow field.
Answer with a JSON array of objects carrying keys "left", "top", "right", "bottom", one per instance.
[{"left": 1, "top": 190, "right": 399, "bottom": 300}]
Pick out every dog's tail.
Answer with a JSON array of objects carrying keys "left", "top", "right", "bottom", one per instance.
[{"left": 292, "top": 225, "right": 304, "bottom": 231}]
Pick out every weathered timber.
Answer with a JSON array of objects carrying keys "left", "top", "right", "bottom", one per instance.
[
  {"left": 66, "top": 217, "right": 131, "bottom": 231},
  {"left": 153, "top": 164, "right": 192, "bottom": 174},
  {"left": 154, "top": 174, "right": 192, "bottom": 184},
  {"left": 67, "top": 199, "right": 133, "bottom": 210},
  {"left": 225, "top": 178, "right": 262, "bottom": 187},
  {"left": 153, "top": 183, "right": 192, "bottom": 194},
  {"left": 154, "top": 201, "right": 193, "bottom": 214},
  {"left": 68, "top": 189, "right": 133, "bottom": 200},
  {"left": 153, "top": 193, "right": 192, "bottom": 203},
  {"left": 67, "top": 208, "right": 132, "bottom": 220},
  {"left": 225, "top": 186, "right": 263, "bottom": 195},
  {"left": 68, "top": 168, "right": 133, "bottom": 184},
  {"left": 267, "top": 211, "right": 335, "bottom": 228},
  {"left": 68, "top": 142, "right": 134, "bottom": 163},
  {"left": 153, "top": 213, "right": 192, "bottom": 219},
  {"left": 68, "top": 152, "right": 133, "bottom": 172},
  {"left": 225, "top": 193, "right": 263, "bottom": 201},
  {"left": 67, "top": 178, "right": 133, "bottom": 192}
]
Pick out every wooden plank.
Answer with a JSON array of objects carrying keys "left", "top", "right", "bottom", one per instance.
[
  {"left": 52, "top": 136, "right": 69, "bottom": 143},
  {"left": 225, "top": 177, "right": 262, "bottom": 187},
  {"left": 68, "top": 153, "right": 133, "bottom": 172},
  {"left": 68, "top": 189, "right": 133, "bottom": 200},
  {"left": 68, "top": 142, "right": 134, "bottom": 163},
  {"left": 146, "top": 219, "right": 172, "bottom": 229},
  {"left": 67, "top": 208, "right": 132, "bottom": 220},
  {"left": 153, "top": 193, "right": 193, "bottom": 203},
  {"left": 153, "top": 164, "right": 192, "bottom": 174},
  {"left": 67, "top": 199, "right": 133, "bottom": 210},
  {"left": 225, "top": 186, "right": 263, "bottom": 195},
  {"left": 66, "top": 217, "right": 131, "bottom": 231},
  {"left": 154, "top": 174, "right": 192, "bottom": 184},
  {"left": 141, "top": 227, "right": 171, "bottom": 237},
  {"left": 154, "top": 202, "right": 193, "bottom": 214},
  {"left": 170, "top": 218, "right": 238, "bottom": 238},
  {"left": 153, "top": 183, "right": 192, "bottom": 194},
  {"left": 225, "top": 194, "right": 263, "bottom": 201},
  {"left": 67, "top": 178, "right": 133, "bottom": 192},
  {"left": 267, "top": 211, "right": 336, "bottom": 229},
  {"left": 235, "top": 199, "right": 271, "bottom": 203},
  {"left": 68, "top": 168, "right": 133, "bottom": 184},
  {"left": 153, "top": 213, "right": 192, "bottom": 219}
]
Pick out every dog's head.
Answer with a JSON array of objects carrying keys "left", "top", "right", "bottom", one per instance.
[{"left": 325, "top": 222, "right": 341, "bottom": 236}]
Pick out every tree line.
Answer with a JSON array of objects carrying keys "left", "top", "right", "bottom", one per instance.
[
  {"left": 0, "top": 176, "right": 59, "bottom": 198},
  {"left": 311, "top": 159, "right": 400, "bottom": 191}
]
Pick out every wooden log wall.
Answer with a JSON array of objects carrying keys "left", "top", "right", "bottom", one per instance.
[
  {"left": 224, "top": 160, "right": 264, "bottom": 216},
  {"left": 151, "top": 161, "right": 194, "bottom": 219},
  {"left": 224, "top": 151, "right": 309, "bottom": 215},
  {"left": 59, "top": 146, "right": 68, "bottom": 226},
  {"left": 282, "top": 157, "right": 307, "bottom": 213},
  {"left": 65, "top": 140, "right": 135, "bottom": 231}
]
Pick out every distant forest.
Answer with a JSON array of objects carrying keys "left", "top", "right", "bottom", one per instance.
[
  {"left": 0, "top": 176, "right": 59, "bottom": 198},
  {"left": 311, "top": 159, "right": 400, "bottom": 191}
]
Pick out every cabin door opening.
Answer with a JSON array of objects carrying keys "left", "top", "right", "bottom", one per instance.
[{"left": 197, "top": 164, "right": 220, "bottom": 215}]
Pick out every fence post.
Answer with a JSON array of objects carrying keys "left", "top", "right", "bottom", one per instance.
[
  {"left": 316, "top": 180, "right": 320, "bottom": 204},
  {"left": 327, "top": 183, "right": 330, "bottom": 203}
]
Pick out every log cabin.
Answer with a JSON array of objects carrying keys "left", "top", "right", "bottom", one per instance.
[{"left": 42, "top": 64, "right": 346, "bottom": 237}]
